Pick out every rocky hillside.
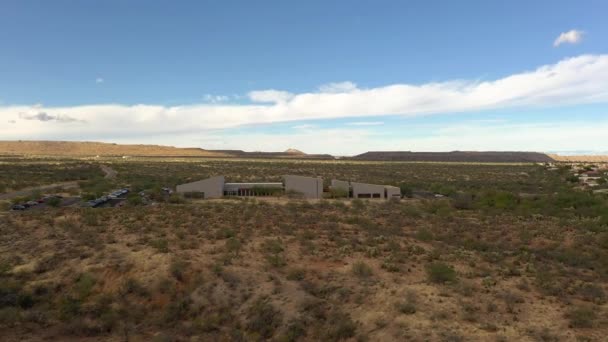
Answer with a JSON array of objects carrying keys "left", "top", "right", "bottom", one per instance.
[{"left": 0, "top": 141, "right": 227, "bottom": 158}]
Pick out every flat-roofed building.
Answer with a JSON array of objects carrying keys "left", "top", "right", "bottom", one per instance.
[
  {"left": 224, "top": 182, "right": 283, "bottom": 197},
  {"left": 284, "top": 175, "right": 323, "bottom": 199},
  {"left": 351, "top": 181, "right": 386, "bottom": 199},
  {"left": 176, "top": 176, "right": 224, "bottom": 198},
  {"left": 350, "top": 181, "right": 402, "bottom": 199},
  {"left": 384, "top": 185, "right": 401, "bottom": 199}
]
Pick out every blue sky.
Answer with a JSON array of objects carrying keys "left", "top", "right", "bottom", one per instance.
[{"left": 1, "top": 0, "right": 608, "bottom": 155}]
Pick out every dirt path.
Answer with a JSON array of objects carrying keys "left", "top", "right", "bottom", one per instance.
[
  {"left": 0, "top": 181, "right": 79, "bottom": 201},
  {"left": 100, "top": 165, "right": 118, "bottom": 179}
]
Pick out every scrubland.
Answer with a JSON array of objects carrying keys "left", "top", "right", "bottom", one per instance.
[{"left": 1, "top": 157, "right": 607, "bottom": 341}]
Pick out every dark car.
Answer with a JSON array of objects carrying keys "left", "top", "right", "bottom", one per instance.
[{"left": 11, "top": 205, "right": 26, "bottom": 211}]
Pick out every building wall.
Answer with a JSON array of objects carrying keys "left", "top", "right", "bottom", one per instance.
[
  {"left": 351, "top": 182, "right": 386, "bottom": 198},
  {"left": 385, "top": 186, "right": 401, "bottom": 199},
  {"left": 176, "top": 176, "right": 225, "bottom": 198},
  {"left": 284, "top": 175, "right": 323, "bottom": 199}
]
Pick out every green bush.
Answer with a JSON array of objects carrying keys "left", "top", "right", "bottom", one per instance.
[{"left": 426, "top": 262, "right": 457, "bottom": 284}]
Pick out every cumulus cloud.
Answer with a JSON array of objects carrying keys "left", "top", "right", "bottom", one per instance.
[
  {"left": 2, "top": 54, "right": 608, "bottom": 148},
  {"left": 554, "top": 30, "right": 584, "bottom": 47},
  {"left": 18, "top": 112, "right": 81, "bottom": 123},
  {"left": 183, "top": 120, "right": 608, "bottom": 155},
  {"left": 318, "top": 81, "right": 358, "bottom": 93}
]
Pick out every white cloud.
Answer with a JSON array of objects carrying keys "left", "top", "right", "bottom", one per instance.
[
  {"left": 318, "top": 81, "right": 358, "bottom": 93},
  {"left": 292, "top": 124, "right": 317, "bottom": 130},
  {"left": 346, "top": 121, "right": 384, "bottom": 126},
  {"left": 203, "top": 94, "right": 230, "bottom": 103},
  {"left": 95, "top": 77, "right": 104, "bottom": 84},
  {"left": 554, "top": 30, "right": 584, "bottom": 47},
  {"left": 189, "top": 120, "right": 608, "bottom": 155},
  {"left": 2, "top": 54, "right": 608, "bottom": 152},
  {"left": 248, "top": 89, "right": 293, "bottom": 103}
]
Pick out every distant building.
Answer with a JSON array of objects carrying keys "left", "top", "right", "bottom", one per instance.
[
  {"left": 283, "top": 175, "right": 324, "bottom": 199},
  {"left": 176, "top": 175, "right": 323, "bottom": 199},
  {"left": 331, "top": 179, "right": 401, "bottom": 199},
  {"left": 176, "top": 175, "right": 400, "bottom": 200},
  {"left": 176, "top": 176, "right": 225, "bottom": 198}
]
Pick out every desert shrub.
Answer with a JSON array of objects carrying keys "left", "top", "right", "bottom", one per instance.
[
  {"left": 351, "top": 199, "right": 365, "bottom": 211},
  {"left": 262, "top": 239, "right": 286, "bottom": 267},
  {"left": 328, "top": 187, "right": 349, "bottom": 199},
  {"left": 566, "top": 175, "right": 580, "bottom": 183},
  {"left": 46, "top": 197, "right": 61, "bottom": 207},
  {"left": 82, "top": 210, "right": 99, "bottom": 226},
  {"left": 283, "top": 318, "right": 307, "bottom": 341},
  {"left": 399, "top": 184, "right": 413, "bottom": 198},
  {"left": 164, "top": 297, "right": 192, "bottom": 323},
  {"left": 566, "top": 306, "right": 597, "bottom": 328},
  {"left": 351, "top": 261, "right": 373, "bottom": 279},
  {"left": 397, "top": 291, "right": 417, "bottom": 315},
  {"left": 415, "top": 228, "right": 434, "bottom": 242},
  {"left": 323, "top": 310, "right": 357, "bottom": 341},
  {"left": 168, "top": 194, "right": 185, "bottom": 204},
  {"left": 120, "top": 278, "right": 148, "bottom": 297},
  {"left": 578, "top": 283, "right": 606, "bottom": 303},
  {"left": 225, "top": 237, "right": 242, "bottom": 257},
  {"left": 127, "top": 194, "right": 143, "bottom": 206},
  {"left": 170, "top": 260, "right": 188, "bottom": 282},
  {"left": 0, "top": 307, "right": 21, "bottom": 326},
  {"left": 478, "top": 191, "right": 518, "bottom": 210},
  {"left": 426, "top": 262, "right": 457, "bottom": 284},
  {"left": 74, "top": 273, "right": 96, "bottom": 299},
  {"left": 59, "top": 296, "right": 82, "bottom": 321},
  {"left": 451, "top": 193, "right": 473, "bottom": 210},
  {"left": 246, "top": 297, "right": 282, "bottom": 338},
  {"left": 286, "top": 268, "right": 306, "bottom": 281},
  {"left": 150, "top": 238, "right": 169, "bottom": 253}
]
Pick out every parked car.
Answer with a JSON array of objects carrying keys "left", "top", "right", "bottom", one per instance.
[
  {"left": 26, "top": 201, "right": 38, "bottom": 207},
  {"left": 11, "top": 205, "right": 26, "bottom": 211}
]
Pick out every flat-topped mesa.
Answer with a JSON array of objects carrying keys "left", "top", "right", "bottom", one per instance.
[{"left": 350, "top": 151, "right": 555, "bottom": 163}]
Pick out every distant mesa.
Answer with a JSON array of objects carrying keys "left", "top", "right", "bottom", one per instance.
[
  {"left": 2, "top": 140, "right": 606, "bottom": 163},
  {"left": 0, "top": 141, "right": 333, "bottom": 160},
  {"left": 349, "top": 151, "right": 556, "bottom": 163}
]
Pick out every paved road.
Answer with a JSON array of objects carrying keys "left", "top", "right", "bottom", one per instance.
[{"left": 0, "top": 181, "right": 79, "bottom": 201}]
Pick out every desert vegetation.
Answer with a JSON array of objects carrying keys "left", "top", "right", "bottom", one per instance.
[{"left": 1, "top": 156, "right": 607, "bottom": 340}]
